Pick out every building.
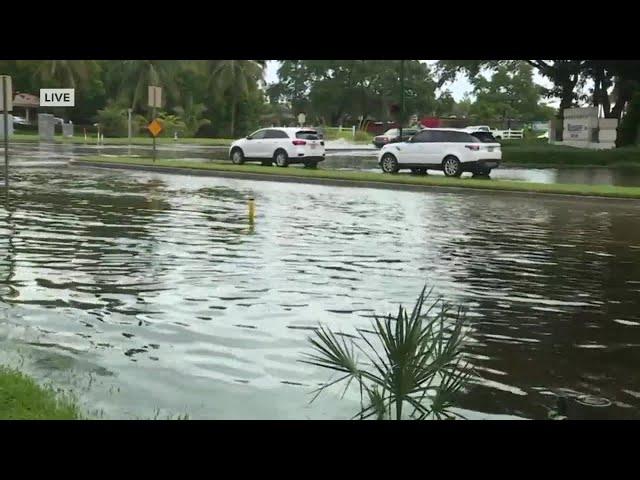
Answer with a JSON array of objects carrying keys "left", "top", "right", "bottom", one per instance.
[{"left": 12, "top": 93, "right": 39, "bottom": 124}]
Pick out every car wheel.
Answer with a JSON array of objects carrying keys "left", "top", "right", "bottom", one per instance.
[
  {"left": 442, "top": 156, "right": 462, "bottom": 177},
  {"left": 230, "top": 148, "right": 244, "bottom": 165},
  {"left": 274, "top": 149, "right": 289, "bottom": 167},
  {"left": 381, "top": 153, "right": 399, "bottom": 173},
  {"left": 304, "top": 160, "right": 318, "bottom": 169}
]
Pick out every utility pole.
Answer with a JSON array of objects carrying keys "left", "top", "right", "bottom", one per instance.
[
  {"left": 399, "top": 59, "right": 405, "bottom": 140},
  {"left": 1, "top": 75, "right": 11, "bottom": 190},
  {"left": 152, "top": 105, "right": 156, "bottom": 162}
]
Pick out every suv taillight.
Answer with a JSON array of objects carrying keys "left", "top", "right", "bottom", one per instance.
[
  {"left": 465, "top": 145, "right": 480, "bottom": 151},
  {"left": 292, "top": 140, "right": 306, "bottom": 146}
]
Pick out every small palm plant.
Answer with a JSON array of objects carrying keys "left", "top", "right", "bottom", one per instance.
[{"left": 302, "top": 286, "right": 471, "bottom": 420}]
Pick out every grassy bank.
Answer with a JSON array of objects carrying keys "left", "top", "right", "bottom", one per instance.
[
  {"left": 0, "top": 366, "right": 80, "bottom": 419},
  {"left": 78, "top": 155, "right": 640, "bottom": 200},
  {"left": 12, "top": 133, "right": 234, "bottom": 146},
  {"left": 501, "top": 142, "right": 640, "bottom": 168}
]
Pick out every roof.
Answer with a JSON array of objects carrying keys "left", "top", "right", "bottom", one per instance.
[{"left": 12, "top": 93, "right": 39, "bottom": 108}]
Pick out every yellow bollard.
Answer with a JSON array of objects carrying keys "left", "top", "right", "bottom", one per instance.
[{"left": 248, "top": 197, "right": 255, "bottom": 223}]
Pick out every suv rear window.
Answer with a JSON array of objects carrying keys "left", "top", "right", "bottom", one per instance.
[
  {"left": 264, "top": 129, "right": 289, "bottom": 139},
  {"left": 296, "top": 130, "right": 320, "bottom": 140},
  {"left": 440, "top": 131, "right": 480, "bottom": 143},
  {"left": 470, "top": 131, "right": 497, "bottom": 143}
]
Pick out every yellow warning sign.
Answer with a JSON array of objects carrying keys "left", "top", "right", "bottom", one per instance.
[{"left": 148, "top": 119, "right": 163, "bottom": 137}]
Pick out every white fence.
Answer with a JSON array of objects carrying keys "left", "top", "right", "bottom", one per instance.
[
  {"left": 494, "top": 129, "right": 524, "bottom": 140},
  {"left": 322, "top": 126, "right": 357, "bottom": 139}
]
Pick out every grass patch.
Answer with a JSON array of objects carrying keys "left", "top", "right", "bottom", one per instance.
[
  {"left": 322, "top": 128, "right": 373, "bottom": 144},
  {"left": 501, "top": 142, "right": 640, "bottom": 168},
  {"left": 79, "top": 155, "right": 640, "bottom": 200},
  {"left": 11, "top": 133, "right": 234, "bottom": 146},
  {"left": 0, "top": 366, "right": 81, "bottom": 419}
]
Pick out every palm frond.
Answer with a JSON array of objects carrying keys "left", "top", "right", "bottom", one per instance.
[{"left": 304, "top": 285, "right": 471, "bottom": 420}]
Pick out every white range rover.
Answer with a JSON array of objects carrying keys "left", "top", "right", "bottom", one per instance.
[
  {"left": 378, "top": 128, "right": 501, "bottom": 176},
  {"left": 229, "top": 127, "right": 326, "bottom": 168}
]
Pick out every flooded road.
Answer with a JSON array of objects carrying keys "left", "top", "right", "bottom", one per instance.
[
  {"left": 1, "top": 165, "right": 640, "bottom": 419},
  {"left": 8, "top": 142, "right": 640, "bottom": 188}
]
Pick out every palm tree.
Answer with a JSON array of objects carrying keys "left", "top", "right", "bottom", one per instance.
[
  {"left": 118, "top": 60, "right": 183, "bottom": 111},
  {"left": 23, "top": 60, "right": 95, "bottom": 121},
  {"left": 303, "top": 286, "right": 471, "bottom": 420},
  {"left": 174, "top": 95, "right": 211, "bottom": 137},
  {"left": 206, "top": 60, "right": 264, "bottom": 137},
  {"left": 26, "top": 60, "right": 93, "bottom": 89}
]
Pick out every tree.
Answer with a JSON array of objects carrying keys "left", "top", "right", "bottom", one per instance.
[
  {"left": 618, "top": 91, "right": 640, "bottom": 146},
  {"left": 26, "top": 60, "right": 94, "bottom": 89},
  {"left": 207, "top": 60, "right": 265, "bottom": 137},
  {"left": 436, "top": 60, "right": 582, "bottom": 120},
  {"left": 434, "top": 90, "right": 455, "bottom": 117},
  {"left": 469, "top": 62, "right": 550, "bottom": 125},
  {"left": 117, "top": 60, "right": 183, "bottom": 111},
  {"left": 272, "top": 60, "right": 437, "bottom": 126}
]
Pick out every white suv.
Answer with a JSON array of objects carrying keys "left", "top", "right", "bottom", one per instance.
[
  {"left": 229, "top": 127, "right": 326, "bottom": 168},
  {"left": 378, "top": 128, "right": 501, "bottom": 177}
]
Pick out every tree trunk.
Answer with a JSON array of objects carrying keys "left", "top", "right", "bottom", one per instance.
[{"left": 230, "top": 89, "right": 236, "bottom": 137}]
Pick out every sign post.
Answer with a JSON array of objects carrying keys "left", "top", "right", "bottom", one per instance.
[
  {"left": 148, "top": 86, "right": 162, "bottom": 162},
  {"left": 399, "top": 59, "right": 405, "bottom": 141},
  {"left": 128, "top": 108, "right": 133, "bottom": 145},
  {"left": 1, "top": 75, "right": 12, "bottom": 190}
]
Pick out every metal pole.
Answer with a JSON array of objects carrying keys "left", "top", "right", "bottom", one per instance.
[
  {"left": 152, "top": 107, "right": 156, "bottom": 162},
  {"left": 3, "top": 76, "right": 8, "bottom": 190},
  {"left": 399, "top": 59, "right": 405, "bottom": 140}
]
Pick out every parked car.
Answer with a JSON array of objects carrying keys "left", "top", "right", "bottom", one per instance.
[
  {"left": 229, "top": 127, "right": 325, "bottom": 168},
  {"left": 465, "top": 125, "right": 491, "bottom": 133},
  {"left": 377, "top": 128, "right": 501, "bottom": 177},
  {"left": 372, "top": 128, "right": 419, "bottom": 148},
  {"left": 12, "top": 116, "right": 30, "bottom": 126}
]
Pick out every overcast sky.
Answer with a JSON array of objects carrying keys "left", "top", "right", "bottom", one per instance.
[{"left": 264, "top": 60, "right": 559, "bottom": 107}]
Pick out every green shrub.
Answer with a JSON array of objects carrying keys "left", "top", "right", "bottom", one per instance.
[
  {"left": 156, "top": 113, "right": 187, "bottom": 138},
  {"left": 303, "top": 286, "right": 470, "bottom": 420},
  {"left": 95, "top": 104, "right": 128, "bottom": 137},
  {"left": 353, "top": 130, "right": 373, "bottom": 142},
  {"left": 500, "top": 143, "right": 640, "bottom": 167}
]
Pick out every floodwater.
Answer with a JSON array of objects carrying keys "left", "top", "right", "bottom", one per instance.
[
  {"left": 1, "top": 165, "right": 640, "bottom": 419},
  {"left": 8, "top": 142, "right": 640, "bottom": 187}
]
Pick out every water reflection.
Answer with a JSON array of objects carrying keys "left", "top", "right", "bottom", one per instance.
[
  {"left": 9, "top": 142, "right": 640, "bottom": 187},
  {"left": 1, "top": 167, "right": 640, "bottom": 419}
]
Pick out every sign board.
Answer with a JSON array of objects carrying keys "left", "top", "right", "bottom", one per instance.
[
  {"left": 40, "top": 88, "right": 75, "bottom": 107},
  {"left": 0, "top": 75, "right": 12, "bottom": 112},
  {"left": 148, "top": 119, "right": 163, "bottom": 137},
  {"left": 297, "top": 113, "right": 306, "bottom": 125},
  {"left": 563, "top": 107, "right": 598, "bottom": 142},
  {"left": 532, "top": 121, "right": 550, "bottom": 132},
  {"left": 148, "top": 86, "right": 162, "bottom": 108}
]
